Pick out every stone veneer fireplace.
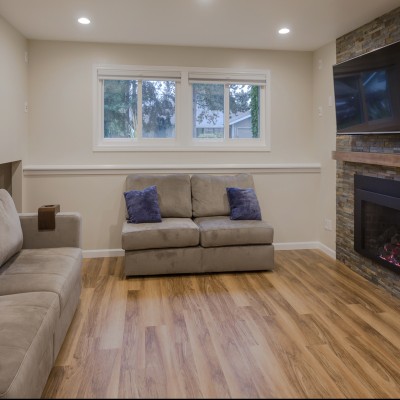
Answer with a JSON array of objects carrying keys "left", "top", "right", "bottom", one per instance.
[{"left": 335, "top": 6, "right": 400, "bottom": 298}]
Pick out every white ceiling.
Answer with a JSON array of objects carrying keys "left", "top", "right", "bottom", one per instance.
[{"left": 0, "top": 0, "right": 399, "bottom": 51}]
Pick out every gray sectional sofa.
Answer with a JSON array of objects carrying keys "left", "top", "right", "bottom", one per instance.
[
  {"left": 122, "top": 173, "right": 274, "bottom": 276},
  {"left": 0, "top": 189, "right": 82, "bottom": 398}
]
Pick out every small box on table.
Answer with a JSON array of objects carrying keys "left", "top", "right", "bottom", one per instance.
[{"left": 38, "top": 204, "right": 60, "bottom": 231}]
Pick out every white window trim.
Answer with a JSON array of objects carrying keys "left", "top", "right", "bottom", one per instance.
[{"left": 93, "top": 64, "right": 271, "bottom": 152}]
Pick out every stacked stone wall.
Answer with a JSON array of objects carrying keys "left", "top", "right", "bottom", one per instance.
[{"left": 335, "top": 7, "right": 400, "bottom": 298}]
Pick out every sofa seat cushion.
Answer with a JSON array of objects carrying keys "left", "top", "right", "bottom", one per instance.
[
  {"left": 0, "top": 247, "right": 82, "bottom": 314},
  {"left": 0, "top": 292, "right": 59, "bottom": 398},
  {"left": 194, "top": 216, "right": 274, "bottom": 248},
  {"left": 122, "top": 218, "right": 200, "bottom": 251}
]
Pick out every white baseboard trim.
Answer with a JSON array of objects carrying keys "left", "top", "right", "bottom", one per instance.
[
  {"left": 82, "top": 242, "right": 336, "bottom": 260},
  {"left": 274, "top": 241, "right": 336, "bottom": 259},
  {"left": 274, "top": 241, "right": 320, "bottom": 250},
  {"left": 317, "top": 242, "right": 336, "bottom": 259},
  {"left": 82, "top": 249, "right": 125, "bottom": 258}
]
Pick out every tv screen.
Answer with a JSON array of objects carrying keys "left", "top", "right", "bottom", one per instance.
[{"left": 333, "top": 40, "right": 400, "bottom": 134}]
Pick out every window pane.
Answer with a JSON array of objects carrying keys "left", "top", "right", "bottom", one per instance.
[
  {"left": 229, "top": 84, "right": 260, "bottom": 139},
  {"left": 104, "top": 80, "right": 137, "bottom": 138},
  {"left": 192, "top": 83, "right": 224, "bottom": 139},
  {"left": 142, "top": 80, "right": 176, "bottom": 138}
]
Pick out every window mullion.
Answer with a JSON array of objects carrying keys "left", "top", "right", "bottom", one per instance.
[{"left": 224, "top": 83, "right": 229, "bottom": 141}]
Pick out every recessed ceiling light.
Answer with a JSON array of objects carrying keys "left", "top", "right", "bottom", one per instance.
[
  {"left": 78, "top": 17, "right": 91, "bottom": 25},
  {"left": 278, "top": 27, "right": 290, "bottom": 35}
]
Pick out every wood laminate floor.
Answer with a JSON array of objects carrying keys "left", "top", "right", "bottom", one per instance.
[{"left": 42, "top": 250, "right": 400, "bottom": 398}]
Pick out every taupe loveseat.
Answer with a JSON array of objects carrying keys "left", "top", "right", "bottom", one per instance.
[
  {"left": 122, "top": 173, "right": 274, "bottom": 276},
  {"left": 0, "top": 189, "right": 82, "bottom": 398}
]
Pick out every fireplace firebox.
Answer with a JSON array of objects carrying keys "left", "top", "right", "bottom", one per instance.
[{"left": 354, "top": 174, "right": 400, "bottom": 274}]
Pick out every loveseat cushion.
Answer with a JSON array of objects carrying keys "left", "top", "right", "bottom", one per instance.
[
  {"left": 122, "top": 218, "right": 200, "bottom": 251},
  {"left": 126, "top": 174, "right": 192, "bottom": 218},
  {"left": 0, "top": 292, "right": 59, "bottom": 398},
  {"left": 191, "top": 174, "right": 255, "bottom": 217},
  {"left": 0, "top": 247, "right": 82, "bottom": 313},
  {"left": 194, "top": 216, "right": 274, "bottom": 247},
  {"left": 0, "top": 189, "right": 23, "bottom": 267}
]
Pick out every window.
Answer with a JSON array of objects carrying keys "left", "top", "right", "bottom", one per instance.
[
  {"left": 142, "top": 80, "right": 176, "bottom": 138},
  {"left": 103, "top": 79, "right": 176, "bottom": 139},
  {"left": 104, "top": 80, "right": 137, "bottom": 139},
  {"left": 192, "top": 83, "right": 224, "bottom": 139},
  {"left": 192, "top": 83, "right": 261, "bottom": 140},
  {"left": 188, "top": 71, "right": 267, "bottom": 148},
  {"left": 94, "top": 65, "right": 269, "bottom": 151}
]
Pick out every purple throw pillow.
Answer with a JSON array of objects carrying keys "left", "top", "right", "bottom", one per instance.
[
  {"left": 124, "top": 185, "right": 162, "bottom": 223},
  {"left": 226, "top": 187, "right": 262, "bottom": 220}
]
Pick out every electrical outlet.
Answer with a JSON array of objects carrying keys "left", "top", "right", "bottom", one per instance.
[{"left": 324, "top": 218, "right": 333, "bottom": 231}]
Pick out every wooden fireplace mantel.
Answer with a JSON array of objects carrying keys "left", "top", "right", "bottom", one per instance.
[{"left": 332, "top": 151, "right": 400, "bottom": 168}]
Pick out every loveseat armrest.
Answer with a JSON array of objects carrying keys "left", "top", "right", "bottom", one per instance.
[{"left": 19, "top": 212, "right": 82, "bottom": 249}]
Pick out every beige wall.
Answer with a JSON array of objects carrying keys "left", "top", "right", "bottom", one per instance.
[
  {"left": 313, "top": 42, "right": 337, "bottom": 252},
  {"left": 23, "top": 172, "right": 320, "bottom": 250},
  {"left": 27, "top": 40, "right": 316, "bottom": 165},
  {"left": 0, "top": 15, "right": 27, "bottom": 165},
  {"left": 22, "top": 40, "right": 323, "bottom": 251}
]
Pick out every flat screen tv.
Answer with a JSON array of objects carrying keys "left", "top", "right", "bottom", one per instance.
[{"left": 333, "top": 40, "right": 400, "bottom": 135}]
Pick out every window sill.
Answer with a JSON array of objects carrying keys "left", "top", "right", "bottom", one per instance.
[{"left": 93, "top": 143, "right": 270, "bottom": 152}]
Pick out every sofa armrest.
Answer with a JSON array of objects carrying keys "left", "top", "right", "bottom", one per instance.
[{"left": 19, "top": 212, "right": 82, "bottom": 249}]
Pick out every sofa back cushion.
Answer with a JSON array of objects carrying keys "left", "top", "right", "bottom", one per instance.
[
  {"left": 126, "top": 174, "right": 192, "bottom": 218},
  {"left": 191, "top": 173, "right": 255, "bottom": 217},
  {"left": 0, "top": 189, "right": 23, "bottom": 266}
]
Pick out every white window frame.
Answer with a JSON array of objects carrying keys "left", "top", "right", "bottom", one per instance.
[
  {"left": 93, "top": 65, "right": 271, "bottom": 152},
  {"left": 93, "top": 65, "right": 181, "bottom": 150}
]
